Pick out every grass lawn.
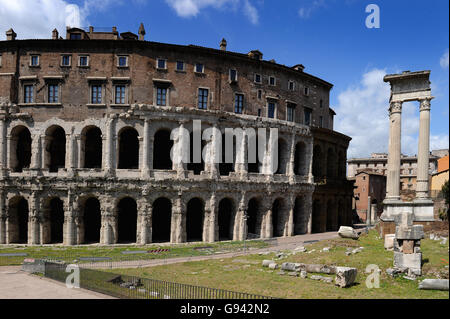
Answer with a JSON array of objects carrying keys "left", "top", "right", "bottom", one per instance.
[
  {"left": 0, "top": 240, "right": 268, "bottom": 266},
  {"left": 108, "top": 230, "right": 449, "bottom": 299}
]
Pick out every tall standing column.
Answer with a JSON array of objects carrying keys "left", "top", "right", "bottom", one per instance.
[
  {"left": 0, "top": 192, "right": 6, "bottom": 244},
  {"left": 416, "top": 98, "right": 432, "bottom": 199},
  {"left": 0, "top": 118, "right": 7, "bottom": 177},
  {"left": 141, "top": 119, "right": 151, "bottom": 178},
  {"left": 105, "top": 117, "right": 115, "bottom": 176},
  {"left": 386, "top": 101, "right": 403, "bottom": 200}
]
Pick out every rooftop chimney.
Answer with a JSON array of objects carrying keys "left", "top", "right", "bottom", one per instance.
[
  {"left": 138, "top": 23, "right": 146, "bottom": 41},
  {"left": 220, "top": 38, "right": 227, "bottom": 51},
  {"left": 6, "top": 28, "right": 17, "bottom": 41},
  {"left": 89, "top": 26, "right": 94, "bottom": 33},
  {"left": 52, "top": 28, "right": 59, "bottom": 40}
]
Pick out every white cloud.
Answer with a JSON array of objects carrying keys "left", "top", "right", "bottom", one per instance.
[
  {"left": 334, "top": 69, "right": 448, "bottom": 159},
  {"left": 298, "top": 0, "right": 326, "bottom": 19},
  {"left": 0, "top": 0, "right": 84, "bottom": 40},
  {"left": 165, "top": 0, "right": 258, "bottom": 24},
  {"left": 440, "top": 49, "right": 449, "bottom": 69}
]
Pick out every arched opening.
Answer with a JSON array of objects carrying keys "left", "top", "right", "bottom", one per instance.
[
  {"left": 83, "top": 126, "right": 102, "bottom": 169},
  {"left": 153, "top": 129, "right": 173, "bottom": 170},
  {"left": 272, "top": 198, "right": 285, "bottom": 237},
  {"left": 326, "top": 200, "right": 334, "bottom": 231},
  {"left": 247, "top": 198, "right": 261, "bottom": 239},
  {"left": 7, "top": 197, "right": 29, "bottom": 243},
  {"left": 294, "top": 142, "right": 306, "bottom": 176},
  {"left": 313, "top": 145, "right": 322, "bottom": 179},
  {"left": 219, "top": 133, "right": 235, "bottom": 176},
  {"left": 218, "top": 198, "right": 234, "bottom": 241},
  {"left": 187, "top": 132, "right": 205, "bottom": 175},
  {"left": 293, "top": 197, "right": 303, "bottom": 235},
  {"left": 45, "top": 126, "right": 66, "bottom": 173},
  {"left": 10, "top": 126, "right": 32, "bottom": 173},
  {"left": 117, "top": 197, "right": 137, "bottom": 243},
  {"left": 248, "top": 132, "right": 261, "bottom": 173},
  {"left": 338, "top": 151, "right": 345, "bottom": 179},
  {"left": 275, "top": 138, "right": 288, "bottom": 174},
  {"left": 49, "top": 198, "right": 64, "bottom": 244},
  {"left": 118, "top": 127, "right": 139, "bottom": 169},
  {"left": 327, "top": 148, "right": 336, "bottom": 179},
  {"left": 337, "top": 200, "right": 345, "bottom": 228},
  {"left": 83, "top": 197, "right": 101, "bottom": 244},
  {"left": 152, "top": 197, "right": 172, "bottom": 243},
  {"left": 312, "top": 200, "right": 321, "bottom": 233},
  {"left": 186, "top": 198, "right": 204, "bottom": 242}
]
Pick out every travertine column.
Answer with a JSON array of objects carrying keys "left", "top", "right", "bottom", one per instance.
[
  {"left": 287, "top": 194, "right": 295, "bottom": 236},
  {"left": 171, "top": 194, "right": 184, "bottom": 243},
  {"left": 138, "top": 200, "right": 152, "bottom": 244},
  {"left": 205, "top": 125, "right": 220, "bottom": 178},
  {"left": 386, "top": 101, "right": 402, "bottom": 200},
  {"left": 235, "top": 129, "right": 248, "bottom": 177},
  {"left": 236, "top": 193, "right": 247, "bottom": 241},
  {"left": 30, "top": 135, "right": 42, "bottom": 171},
  {"left": 208, "top": 192, "right": 217, "bottom": 243},
  {"left": 288, "top": 134, "right": 296, "bottom": 179},
  {"left": 416, "top": 98, "right": 432, "bottom": 199},
  {"left": 0, "top": 118, "right": 7, "bottom": 176},
  {"left": 104, "top": 117, "right": 115, "bottom": 175},
  {"left": 141, "top": 119, "right": 151, "bottom": 178},
  {"left": 305, "top": 193, "right": 313, "bottom": 234}
]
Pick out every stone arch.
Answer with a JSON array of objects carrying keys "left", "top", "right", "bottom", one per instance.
[
  {"left": 7, "top": 196, "right": 29, "bottom": 244},
  {"left": 152, "top": 197, "right": 172, "bottom": 243},
  {"left": 247, "top": 197, "right": 262, "bottom": 239},
  {"left": 218, "top": 197, "right": 235, "bottom": 241},
  {"left": 44, "top": 125, "right": 66, "bottom": 172},
  {"left": 81, "top": 126, "right": 102, "bottom": 169},
  {"left": 272, "top": 198, "right": 286, "bottom": 237},
  {"left": 275, "top": 138, "right": 289, "bottom": 174},
  {"left": 43, "top": 197, "right": 65, "bottom": 244},
  {"left": 338, "top": 150, "right": 346, "bottom": 179},
  {"left": 293, "top": 196, "right": 304, "bottom": 235},
  {"left": 187, "top": 131, "right": 205, "bottom": 175},
  {"left": 153, "top": 128, "right": 173, "bottom": 170},
  {"left": 117, "top": 197, "right": 138, "bottom": 243},
  {"left": 312, "top": 199, "right": 322, "bottom": 233},
  {"left": 313, "top": 145, "right": 322, "bottom": 178},
  {"left": 186, "top": 197, "right": 205, "bottom": 242},
  {"left": 219, "top": 132, "right": 235, "bottom": 176},
  {"left": 118, "top": 127, "right": 139, "bottom": 169},
  {"left": 326, "top": 148, "right": 336, "bottom": 179},
  {"left": 294, "top": 141, "right": 307, "bottom": 176},
  {"left": 82, "top": 197, "right": 101, "bottom": 244},
  {"left": 10, "top": 125, "right": 32, "bottom": 173}
]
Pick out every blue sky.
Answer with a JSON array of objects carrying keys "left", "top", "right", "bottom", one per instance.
[{"left": 1, "top": 0, "right": 448, "bottom": 157}]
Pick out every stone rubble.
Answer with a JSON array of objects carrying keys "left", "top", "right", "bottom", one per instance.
[{"left": 338, "top": 226, "right": 359, "bottom": 240}]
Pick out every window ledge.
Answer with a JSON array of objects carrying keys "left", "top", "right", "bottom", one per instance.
[
  {"left": 175, "top": 70, "right": 186, "bottom": 73},
  {"left": 194, "top": 72, "right": 205, "bottom": 76},
  {"left": 78, "top": 65, "right": 90, "bottom": 68},
  {"left": 29, "top": 65, "right": 40, "bottom": 68},
  {"left": 110, "top": 104, "right": 130, "bottom": 107},
  {"left": 156, "top": 68, "right": 168, "bottom": 72},
  {"left": 117, "top": 66, "right": 129, "bottom": 69}
]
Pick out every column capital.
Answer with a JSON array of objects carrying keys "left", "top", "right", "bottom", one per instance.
[
  {"left": 419, "top": 97, "right": 433, "bottom": 111},
  {"left": 389, "top": 101, "right": 403, "bottom": 114}
]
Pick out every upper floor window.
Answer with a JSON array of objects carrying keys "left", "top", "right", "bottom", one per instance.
[
  {"left": 257, "top": 89, "right": 262, "bottom": 100},
  {"left": 229, "top": 69, "right": 238, "bottom": 83},
  {"left": 319, "top": 116, "right": 324, "bottom": 128},
  {"left": 195, "top": 63, "right": 204, "bottom": 73},
  {"left": 118, "top": 56, "right": 128, "bottom": 67},
  {"left": 79, "top": 55, "right": 89, "bottom": 67},
  {"left": 30, "top": 55, "right": 39, "bottom": 67},
  {"left": 320, "top": 99, "right": 323, "bottom": 108},
  {"left": 269, "top": 76, "right": 276, "bottom": 86},
  {"left": 257, "top": 109, "right": 262, "bottom": 117},
  {"left": 157, "top": 58, "right": 167, "bottom": 70},
  {"left": 61, "top": 55, "right": 71, "bottom": 67},
  {"left": 304, "top": 87, "right": 310, "bottom": 96},
  {"left": 91, "top": 85, "right": 103, "bottom": 104},
  {"left": 288, "top": 81, "right": 295, "bottom": 91},
  {"left": 268, "top": 101, "right": 276, "bottom": 119},
  {"left": 176, "top": 61, "right": 185, "bottom": 71},
  {"left": 235, "top": 94, "right": 244, "bottom": 114},
  {"left": 287, "top": 103, "right": 295, "bottom": 122},
  {"left": 304, "top": 108, "right": 312, "bottom": 125},
  {"left": 70, "top": 33, "right": 82, "bottom": 40},
  {"left": 48, "top": 84, "right": 59, "bottom": 103},
  {"left": 156, "top": 87, "right": 167, "bottom": 106},
  {"left": 198, "top": 88, "right": 208, "bottom": 109},
  {"left": 114, "top": 85, "right": 126, "bottom": 104},
  {"left": 24, "top": 85, "right": 34, "bottom": 103},
  {"left": 254, "top": 73, "right": 262, "bottom": 84}
]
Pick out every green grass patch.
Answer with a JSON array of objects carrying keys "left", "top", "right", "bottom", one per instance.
[{"left": 107, "top": 231, "right": 449, "bottom": 299}]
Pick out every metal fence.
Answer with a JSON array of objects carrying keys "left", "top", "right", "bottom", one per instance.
[{"left": 43, "top": 261, "right": 274, "bottom": 300}]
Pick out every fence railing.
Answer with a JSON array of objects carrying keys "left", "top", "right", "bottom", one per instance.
[{"left": 43, "top": 261, "right": 274, "bottom": 300}]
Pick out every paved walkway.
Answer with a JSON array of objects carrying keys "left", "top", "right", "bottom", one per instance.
[
  {"left": 80, "top": 231, "right": 341, "bottom": 269},
  {"left": 0, "top": 266, "right": 114, "bottom": 299}
]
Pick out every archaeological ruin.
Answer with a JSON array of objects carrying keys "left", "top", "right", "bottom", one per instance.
[{"left": 0, "top": 25, "right": 353, "bottom": 246}]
